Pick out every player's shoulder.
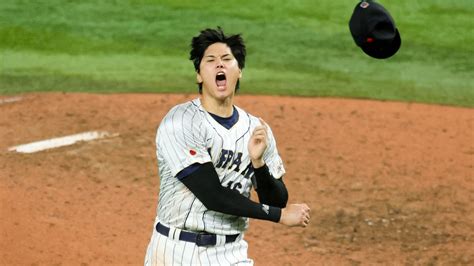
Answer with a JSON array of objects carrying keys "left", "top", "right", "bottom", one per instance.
[
  {"left": 234, "top": 105, "right": 258, "bottom": 123},
  {"left": 234, "top": 105, "right": 277, "bottom": 138},
  {"left": 234, "top": 105, "right": 270, "bottom": 127},
  {"left": 164, "top": 98, "right": 203, "bottom": 119},
  {"left": 159, "top": 98, "right": 205, "bottom": 130}
]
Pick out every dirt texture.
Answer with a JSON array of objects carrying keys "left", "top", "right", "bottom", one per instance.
[{"left": 1, "top": 93, "right": 473, "bottom": 265}]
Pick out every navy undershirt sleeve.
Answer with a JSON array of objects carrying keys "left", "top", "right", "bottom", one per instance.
[
  {"left": 253, "top": 164, "right": 288, "bottom": 208},
  {"left": 178, "top": 162, "right": 281, "bottom": 223},
  {"left": 176, "top": 163, "right": 201, "bottom": 180}
]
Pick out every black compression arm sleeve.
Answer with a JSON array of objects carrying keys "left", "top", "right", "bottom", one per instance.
[
  {"left": 179, "top": 162, "right": 281, "bottom": 223},
  {"left": 253, "top": 164, "right": 288, "bottom": 208}
]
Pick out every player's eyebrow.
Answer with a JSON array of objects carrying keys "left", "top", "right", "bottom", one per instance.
[{"left": 204, "top": 54, "right": 232, "bottom": 58}]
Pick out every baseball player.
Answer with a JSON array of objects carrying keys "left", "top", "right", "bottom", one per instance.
[{"left": 144, "top": 27, "right": 311, "bottom": 265}]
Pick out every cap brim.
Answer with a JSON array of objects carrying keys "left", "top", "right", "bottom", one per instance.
[{"left": 361, "top": 29, "right": 401, "bottom": 59}]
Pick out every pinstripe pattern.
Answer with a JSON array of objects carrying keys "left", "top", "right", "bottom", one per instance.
[{"left": 145, "top": 98, "right": 284, "bottom": 264}]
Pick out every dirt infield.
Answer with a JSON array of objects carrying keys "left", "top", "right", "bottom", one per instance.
[{"left": 1, "top": 93, "right": 473, "bottom": 265}]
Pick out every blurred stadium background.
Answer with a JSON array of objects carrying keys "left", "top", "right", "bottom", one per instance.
[{"left": 0, "top": 0, "right": 473, "bottom": 107}]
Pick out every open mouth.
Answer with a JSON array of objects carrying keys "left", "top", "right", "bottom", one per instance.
[{"left": 216, "top": 72, "right": 227, "bottom": 88}]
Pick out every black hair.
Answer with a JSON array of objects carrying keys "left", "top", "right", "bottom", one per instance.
[{"left": 189, "top": 27, "right": 246, "bottom": 93}]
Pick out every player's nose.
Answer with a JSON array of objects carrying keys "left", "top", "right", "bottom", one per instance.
[{"left": 216, "top": 58, "right": 224, "bottom": 68}]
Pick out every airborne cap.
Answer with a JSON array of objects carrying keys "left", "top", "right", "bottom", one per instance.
[{"left": 349, "top": 0, "right": 401, "bottom": 59}]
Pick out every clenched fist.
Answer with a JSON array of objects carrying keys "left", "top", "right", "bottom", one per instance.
[{"left": 279, "top": 204, "right": 311, "bottom": 227}]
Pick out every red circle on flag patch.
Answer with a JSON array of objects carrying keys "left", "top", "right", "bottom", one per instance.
[{"left": 189, "top": 149, "right": 197, "bottom": 156}]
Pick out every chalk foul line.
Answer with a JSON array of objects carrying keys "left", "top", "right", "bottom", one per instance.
[{"left": 8, "top": 131, "right": 119, "bottom": 153}]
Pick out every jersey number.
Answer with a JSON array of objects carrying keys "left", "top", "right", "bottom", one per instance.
[{"left": 226, "top": 181, "right": 243, "bottom": 193}]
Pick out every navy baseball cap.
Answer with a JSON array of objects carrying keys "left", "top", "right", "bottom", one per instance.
[{"left": 349, "top": 0, "right": 401, "bottom": 59}]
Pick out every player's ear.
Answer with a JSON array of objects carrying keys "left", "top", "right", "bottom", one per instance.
[{"left": 196, "top": 72, "right": 203, "bottom": 83}]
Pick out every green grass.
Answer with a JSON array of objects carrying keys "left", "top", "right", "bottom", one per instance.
[{"left": 1, "top": 0, "right": 473, "bottom": 107}]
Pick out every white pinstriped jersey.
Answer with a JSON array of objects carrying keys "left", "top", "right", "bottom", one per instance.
[{"left": 154, "top": 98, "right": 285, "bottom": 235}]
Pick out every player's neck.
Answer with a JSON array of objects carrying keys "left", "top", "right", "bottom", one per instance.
[{"left": 201, "top": 95, "right": 234, "bottom": 118}]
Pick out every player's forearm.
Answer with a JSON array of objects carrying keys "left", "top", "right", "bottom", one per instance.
[
  {"left": 207, "top": 185, "right": 281, "bottom": 222},
  {"left": 180, "top": 162, "right": 281, "bottom": 222},
  {"left": 254, "top": 164, "right": 288, "bottom": 208}
]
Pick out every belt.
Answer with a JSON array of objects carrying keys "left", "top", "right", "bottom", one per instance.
[{"left": 155, "top": 222, "right": 239, "bottom": 247}]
